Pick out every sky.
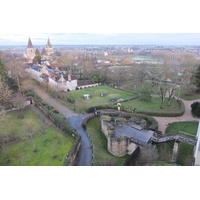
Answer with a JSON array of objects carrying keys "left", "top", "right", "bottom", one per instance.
[
  {"left": 1, "top": 33, "right": 200, "bottom": 46},
  {"left": 1, "top": 0, "right": 200, "bottom": 46}
]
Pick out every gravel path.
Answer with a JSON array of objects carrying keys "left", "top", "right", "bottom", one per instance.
[
  {"left": 30, "top": 85, "right": 77, "bottom": 118},
  {"left": 153, "top": 98, "right": 200, "bottom": 134}
]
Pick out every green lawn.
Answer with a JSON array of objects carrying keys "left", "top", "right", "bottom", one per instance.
[
  {"left": 61, "top": 85, "right": 137, "bottom": 113},
  {"left": 122, "top": 96, "right": 180, "bottom": 113},
  {"left": 165, "top": 121, "right": 198, "bottom": 136},
  {"left": 86, "top": 117, "right": 129, "bottom": 166},
  {"left": 175, "top": 88, "right": 200, "bottom": 100},
  {"left": 0, "top": 107, "right": 75, "bottom": 166},
  {"left": 164, "top": 121, "right": 198, "bottom": 166}
]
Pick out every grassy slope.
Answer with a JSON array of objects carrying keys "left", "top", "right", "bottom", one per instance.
[
  {"left": 165, "top": 121, "right": 198, "bottom": 166},
  {"left": 0, "top": 107, "right": 75, "bottom": 166},
  {"left": 86, "top": 117, "right": 128, "bottom": 166},
  {"left": 122, "top": 97, "right": 180, "bottom": 113}
]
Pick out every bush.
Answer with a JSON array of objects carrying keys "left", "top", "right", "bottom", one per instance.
[{"left": 191, "top": 101, "right": 200, "bottom": 117}]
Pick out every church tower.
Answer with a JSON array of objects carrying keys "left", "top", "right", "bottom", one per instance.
[
  {"left": 45, "top": 38, "right": 54, "bottom": 56},
  {"left": 26, "top": 37, "right": 35, "bottom": 59}
]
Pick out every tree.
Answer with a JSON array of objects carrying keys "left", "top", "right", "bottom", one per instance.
[
  {"left": 33, "top": 56, "right": 42, "bottom": 64},
  {"left": 139, "top": 87, "right": 152, "bottom": 102},
  {"left": 0, "top": 75, "right": 12, "bottom": 107},
  {"left": 11, "top": 93, "right": 25, "bottom": 112},
  {"left": 191, "top": 102, "right": 200, "bottom": 117},
  {"left": 90, "top": 73, "right": 105, "bottom": 83},
  {"left": 0, "top": 113, "right": 11, "bottom": 162},
  {"left": 5, "top": 57, "right": 27, "bottom": 94},
  {"left": 21, "top": 119, "right": 39, "bottom": 152},
  {"left": 192, "top": 65, "right": 200, "bottom": 92},
  {"left": 0, "top": 58, "right": 6, "bottom": 78},
  {"left": 159, "top": 86, "right": 168, "bottom": 109},
  {"left": 57, "top": 54, "right": 76, "bottom": 73},
  {"left": 167, "top": 86, "right": 176, "bottom": 106}
]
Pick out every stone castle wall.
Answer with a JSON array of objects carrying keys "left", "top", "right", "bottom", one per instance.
[{"left": 101, "top": 116, "right": 138, "bottom": 157}]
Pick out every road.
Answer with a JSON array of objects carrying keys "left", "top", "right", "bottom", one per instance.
[{"left": 67, "top": 114, "right": 93, "bottom": 166}]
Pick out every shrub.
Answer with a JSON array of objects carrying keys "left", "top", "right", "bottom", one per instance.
[{"left": 191, "top": 101, "right": 200, "bottom": 117}]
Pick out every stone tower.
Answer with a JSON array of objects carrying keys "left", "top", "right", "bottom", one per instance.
[
  {"left": 45, "top": 38, "right": 54, "bottom": 56},
  {"left": 26, "top": 37, "right": 35, "bottom": 59}
]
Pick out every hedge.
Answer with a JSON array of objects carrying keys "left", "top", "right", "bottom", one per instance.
[{"left": 31, "top": 93, "right": 81, "bottom": 166}]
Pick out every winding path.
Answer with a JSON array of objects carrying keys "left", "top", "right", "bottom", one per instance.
[{"left": 153, "top": 97, "right": 200, "bottom": 134}]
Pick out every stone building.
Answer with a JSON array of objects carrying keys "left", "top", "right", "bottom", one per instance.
[
  {"left": 26, "top": 38, "right": 35, "bottom": 59},
  {"left": 25, "top": 37, "right": 54, "bottom": 59}
]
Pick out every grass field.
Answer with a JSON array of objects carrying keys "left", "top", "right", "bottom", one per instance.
[
  {"left": 174, "top": 88, "right": 200, "bottom": 100},
  {"left": 122, "top": 96, "right": 180, "bottom": 113},
  {"left": 0, "top": 107, "right": 75, "bottom": 166},
  {"left": 61, "top": 86, "right": 137, "bottom": 113},
  {"left": 86, "top": 117, "right": 129, "bottom": 166}
]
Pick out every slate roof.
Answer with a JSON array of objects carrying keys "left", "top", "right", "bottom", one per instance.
[
  {"left": 32, "top": 64, "right": 42, "bottom": 72},
  {"left": 35, "top": 48, "right": 40, "bottom": 56},
  {"left": 56, "top": 74, "right": 77, "bottom": 82},
  {"left": 77, "top": 80, "right": 96, "bottom": 87},
  {"left": 41, "top": 48, "right": 46, "bottom": 55}
]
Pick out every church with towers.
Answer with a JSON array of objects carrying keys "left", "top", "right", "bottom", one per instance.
[{"left": 25, "top": 37, "right": 54, "bottom": 60}]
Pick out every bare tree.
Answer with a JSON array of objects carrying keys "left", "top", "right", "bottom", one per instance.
[
  {"left": 5, "top": 57, "right": 27, "bottom": 94},
  {"left": 167, "top": 86, "right": 176, "bottom": 106},
  {"left": 21, "top": 119, "right": 39, "bottom": 152},
  {"left": 159, "top": 86, "right": 168, "bottom": 109},
  {"left": 0, "top": 113, "right": 11, "bottom": 162},
  {"left": 11, "top": 93, "right": 25, "bottom": 112},
  {"left": 0, "top": 75, "right": 12, "bottom": 107}
]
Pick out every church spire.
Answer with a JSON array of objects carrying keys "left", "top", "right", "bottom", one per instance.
[
  {"left": 46, "top": 37, "right": 52, "bottom": 48},
  {"left": 27, "top": 37, "right": 34, "bottom": 48}
]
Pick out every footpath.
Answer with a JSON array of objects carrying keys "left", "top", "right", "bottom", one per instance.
[{"left": 153, "top": 97, "right": 200, "bottom": 134}]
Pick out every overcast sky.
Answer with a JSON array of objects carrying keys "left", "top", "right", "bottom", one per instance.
[
  {"left": 1, "top": 33, "right": 200, "bottom": 46},
  {"left": 1, "top": 1, "right": 200, "bottom": 46}
]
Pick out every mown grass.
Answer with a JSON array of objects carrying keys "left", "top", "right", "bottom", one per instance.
[
  {"left": 165, "top": 121, "right": 198, "bottom": 136},
  {"left": 61, "top": 85, "right": 137, "bottom": 113},
  {"left": 122, "top": 96, "right": 180, "bottom": 113},
  {"left": 174, "top": 88, "right": 200, "bottom": 100},
  {"left": 86, "top": 117, "right": 129, "bottom": 166},
  {"left": 0, "top": 107, "right": 75, "bottom": 166}
]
